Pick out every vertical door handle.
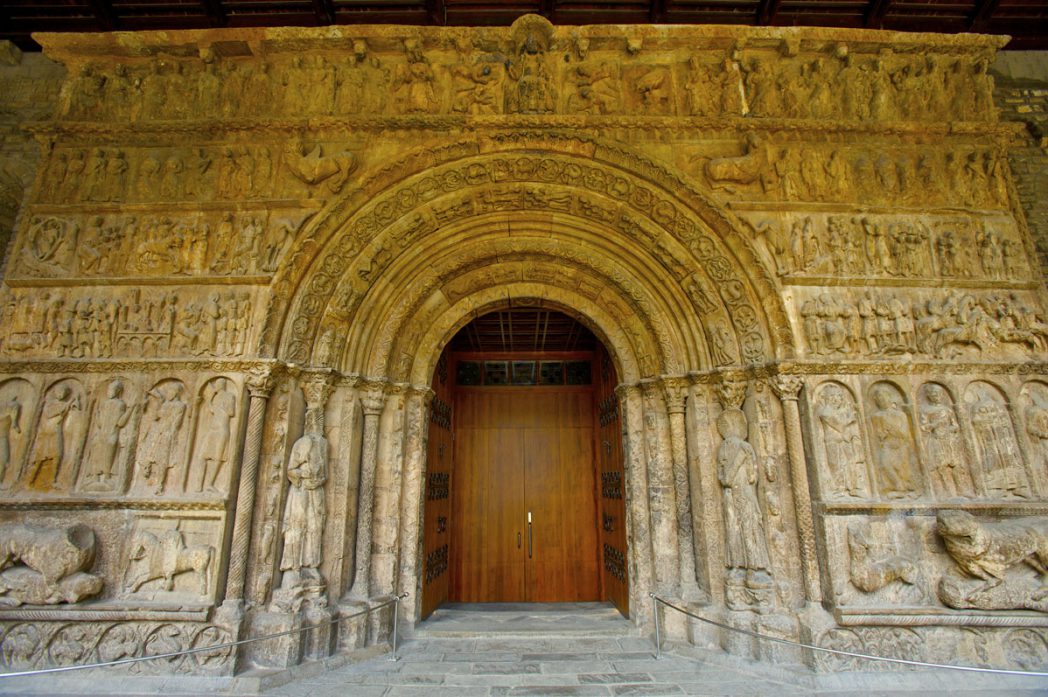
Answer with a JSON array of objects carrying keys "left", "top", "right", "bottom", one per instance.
[
  {"left": 517, "top": 532, "right": 521, "bottom": 549},
  {"left": 527, "top": 511, "right": 533, "bottom": 559}
]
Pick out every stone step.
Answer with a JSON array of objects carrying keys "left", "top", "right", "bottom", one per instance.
[{"left": 414, "top": 602, "right": 640, "bottom": 638}]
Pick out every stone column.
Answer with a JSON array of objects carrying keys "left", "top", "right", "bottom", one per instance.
[
  {"left": 348, "top": 383, "right": 386, "bottom": 600},
  {"left": 397, "top": 387, "right": 434, "bottom": 624},
  {"left": 224, "top": 368, "right": 275, "bottom": 605},
  {"left": 617, "top": 384, "right": 655, "bottom": 620},
  {"left": 640, "top": 380, "right": 681, "bottom": 597},
  {"left": 770, "top": 374, "right": 821, "bottom": 605},
  {"left": 661, "top": 376, "right": 702, "bottom": 602}
]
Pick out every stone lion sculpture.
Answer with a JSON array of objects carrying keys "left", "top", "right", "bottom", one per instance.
[
  {"left": 0, "top": 522, "right": 103, "bottom": 606},
  {"left": 936, "top": 509, "right": 1048, "bottom": 609}
]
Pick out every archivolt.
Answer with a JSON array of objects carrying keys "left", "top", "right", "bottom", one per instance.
[{"left": 267, "top": 135, "right": 792, "bottom": 376}]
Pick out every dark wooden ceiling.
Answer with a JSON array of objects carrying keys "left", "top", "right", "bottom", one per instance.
[
  {"left": 450, "top": 309, "right": 597, "bottom": 353},
  {"left": 2, "top": 0, "right": 1046, "bottom": 52}
]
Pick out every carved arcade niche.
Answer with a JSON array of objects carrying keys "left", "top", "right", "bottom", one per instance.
[{"left": 0, "top": 14, "right": 1043, "bottom": 680}]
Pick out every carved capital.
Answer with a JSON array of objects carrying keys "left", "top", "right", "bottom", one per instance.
[
  {"left": 715, "top": 378, "right": 746, "bottom": 410},
  {"left": 361, "top": 384, "right": 387, "bottom": 416},
  {"left": 615, "top": 383, "right": 641, "bottom": 407},
  {"left": 770, "top": 374, "right": 804, "bottom": 402},
  {"left": 301, "top": 374, "right": 335, "bottom": 412},
  {"left": 246, "top": 368, "right": 276, "bottom": 399},
  {"left": 661, "top": 376, "right": 689, "bottom": 415}
]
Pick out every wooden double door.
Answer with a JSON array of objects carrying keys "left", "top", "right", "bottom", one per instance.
[{"left": 450, "top": 388, "right": 600, "bottom": 602}]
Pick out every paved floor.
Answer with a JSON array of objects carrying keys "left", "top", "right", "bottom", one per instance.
[{"left": 263, "top": 604, "right": 1048, "bottom": 697}]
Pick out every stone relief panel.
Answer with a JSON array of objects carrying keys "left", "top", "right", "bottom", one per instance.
[
  {"left": 964, "top": 381, "right": 1032, "bottom": 499},
  {"left": 791, "top": 288, "right": 1047, "bottom": 361},
  {"left": 825, "top": 509, "right": 1048, "bottom": 621},
  {"left": 752, "top": 212, "right": 1029, "bottom": 283},
  {"left": 0, "top": 620, "right": 233, "bottom": 674},
  {"left": 0, "top": 379, "right": 35, "bottom": 491},
  {"left": 699, "top": 142, "right": 1010, "bottom": 210},
  {"left": 808, "top": 376, "right": 1046, "bottom": 506},
  {"left": 134, "top": 379, "right": 189, "bottom": 497},
  {"left": 0, "top": 522, "right": 103, "bottom": 607},
  {"left": 916, "top": 383, "right": 974, "bottom": 500},
  {"left": 121, "top": 516, "right": 217, "bottom": 600},
  {"left": 0, "top": 287, "right": 257, "bottom": 359},
  {"left": 811, "top": 381, "right": 870, "bottom": 501},
  {"left": 24, "top": 379, "right": 87, "bottom": 493},
  {"left": 185, "top": 377, "right": 240, "bottom": 496},
  {"left": 36, "top": 144, "right": 344, "bottom": 205},
  {"left": 50, "top": 23, "right": 998, "bottom": 125},
  {"left": 1020, "top": 381, "right": 1048, "bottom": 482},
  {"left": 76, "top": 378, "right": 140, "bottom": 495},
  {"left": 8, "top": 209, "right": 314, "bottom": 280},
  {"left": 866, "top": 381, "right": 923, "bottom": 500}
]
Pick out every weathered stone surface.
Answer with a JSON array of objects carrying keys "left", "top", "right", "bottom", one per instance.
[{"left": 0, "top": 15, "right": 1044, "bottom": 685}]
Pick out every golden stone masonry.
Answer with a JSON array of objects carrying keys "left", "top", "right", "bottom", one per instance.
[{"left": 0, "top": 14, "right": 1045, "bottom": 683}]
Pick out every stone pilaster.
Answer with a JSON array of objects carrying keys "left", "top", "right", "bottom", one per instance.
[
  {"left": 348, "top": 383, "right": 387, "bottom": 600},
  {"left": 640, "top": 380, "right": 682, "bottom": 598}
]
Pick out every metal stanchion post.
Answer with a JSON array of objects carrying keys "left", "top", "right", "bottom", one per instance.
[
  {"left": 389, "top": 594, "right": 401, "bottom": 662},
  {"left": 651, "top": 593, "right": 661, "bottom": 660}
]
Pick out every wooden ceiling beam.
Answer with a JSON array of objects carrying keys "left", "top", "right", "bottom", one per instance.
[
  {"left": 756, "top": 0, "right": 783, "bottom": 24},
  {"left": 864, "top": 0, "right": 892, "bottom": 27},
  {"left": 650, "top": 0, "right": 668, "bottom": 22},
  {"left": 426, "top": 0, "right": 445, "bottom": 25},
  {"left": 87, "top": 0, "right": 118, "bottom": 30},
  {"left": 968, "top": 0, "right": 1001, "bottom": 30},
  {"left": 199, "top": 0, "right": 227, "bottom": 27},
  {"left": 312, "top": 0, "right": 336, "bottom": 24}
]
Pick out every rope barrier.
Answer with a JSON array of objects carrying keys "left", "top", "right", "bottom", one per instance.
[
  {"left": 0, "top": 592, "right": 409, "bottom": 679},
  {"left": 649, "top": 593, "right": 1048, "bottom": 678}
]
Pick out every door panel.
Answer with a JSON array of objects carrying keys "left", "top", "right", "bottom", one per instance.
[
  {"left": 450, "top": 387, "right": 599, "bottom": 603},
  {"left": 523, "top": 392, "right": 599, "bottom": 602},
  {"left": 450, "top": 395, "right": 526, "bottom": 602},
  {"left": 421, "top": 351, "right": 453, "bottom": 619},
  {"left": 596, "top": 345, "right": 629, "bottom": 616}
]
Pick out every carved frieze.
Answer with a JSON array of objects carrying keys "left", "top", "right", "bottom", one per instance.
[
  {"left": 793, "top": 288, "right": 1046, "bottom": 361},
  {"left": 8, "top": 209, "right": 314, "bottom": 281},
  {"left": 0, "top": 287, "right": 256, "bottom": 360}
]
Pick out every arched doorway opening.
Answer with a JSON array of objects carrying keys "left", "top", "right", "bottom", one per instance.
[{"left": 420, "top": 307, "right": 629, "bottom": 619}]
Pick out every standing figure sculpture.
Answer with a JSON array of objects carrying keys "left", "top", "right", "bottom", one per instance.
[
  {"left": 138, "top": 382, "right": 187, "bottom": 495},
  {"left": 26, "top": 385, "right": 80, "bottom": 488},
  {"left": 84, "top": 380, "right": 133, "bottom": 487},
  {"left": 0, "top": 394, "right": 22, "bottom": 487},
  {"left": 1023, "top": 388, "right": 1048, "bottom": 476},
  {"left": 717, "top": 408, "right": 773, "bottom": 608},
  {"left": 868, "top": 385, "right": 920, "bottom": 498},
  {"left": 279, "top": 427, "right": 328, "bottom": 588},
  {"left": 196, "top": 383, "right": 236, "bottom": 493},
  {"left": 919, "top": 384, "right": 972, "bottom": 498},
  {"left": 816, "top": 384, "right": 868, "bottom": 497}
]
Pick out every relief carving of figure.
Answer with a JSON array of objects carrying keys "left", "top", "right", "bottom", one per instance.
[
  {"left": 868, "top": 384, "right": 920, "bottom": 499},
  {"left": 1024, "top": 387, "right": 1048, "bottom": 475},
  {"left": 847, "top": 519, "right": 920, "bottom": 594},
  {"left": 124, "top": 528, "right": 214, "bottom": 596},
  {"left": 968, "top": 386, "right": 1030, "bottom": 499},
  {"left": 717, "top": 408, "right": 773, "bottom": 607},
  {"left": 918, "top": 384, "right": 973, "bottom": 498},
  {"left": 0, "top": 523, "right": 102, "bottom": 606},
  {"left": 816, "top": 384, "right": 868, "bottom": 498},
  {"left": 0, "top": 394, "right": 23, "bottom": 487},
  {"left": 26, "top": 384, "right": 82, "bottom": 489},
  {"left": 81, "top": 380, "right": 135, "bottom": 491},
  {"left": 936, "top": 510, "right": 1048, "bottom": 612},
  {"left": 278, "top": 424, "right": 328, "bottom": 590},
  {"left": 506, "top": 16, "right": 556, "bottom": 114},
  {"left": 137, "top": 382, "right": 187, "bottom": 495},
  {"left": 193, "top": 382, "right": 237, "bottom": 494}
]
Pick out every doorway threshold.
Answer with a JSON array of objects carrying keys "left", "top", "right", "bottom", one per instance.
[{"left": 418, "top": 601, "right": 634, "bottom": 637}]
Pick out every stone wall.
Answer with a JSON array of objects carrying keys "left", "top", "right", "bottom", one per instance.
[
  {"left": 994, "top": 51, "right": 1048, "bottom": 287},
  {"left": 0, "top": 42, "right": 63, "bottom": 279},
  {"left": 0, "top": 19, "right": 1044, "bottom": 684}
]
